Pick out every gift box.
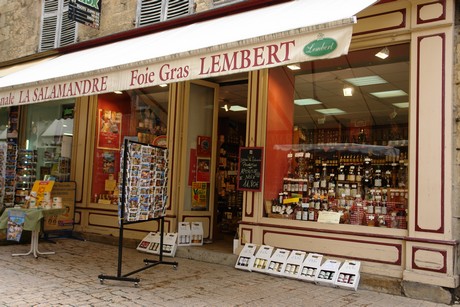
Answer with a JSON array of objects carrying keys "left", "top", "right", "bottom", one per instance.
[
  {"left": 266, "top": 248, "right": 290, "bottom": 276},
  {"left": 334, "top": 260, "right": 361, "bottom": 291},
  {"left": 177, "top": 222, "right": 191, "bottom": 246},
  {"left": 235, "top": 243, "right": 258, "bottom": 271},
  {"left": 282, "top": 250, "right": 306, "bottom": 279},
  {"left": 298, "top": 253, "right": 323, "bottom": 282},
  {"left": 190, "top": 222, "right": 204, "bottom": 246},
  {"left": 314, "top": 259, "right": 342, "bottom": 287},
  {"left": 250, "top": 245, "right": 274, "bottom": 273}
]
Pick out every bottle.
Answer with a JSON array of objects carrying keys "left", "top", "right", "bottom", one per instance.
[
  {"left": 347, "top": 165, "right": 356, "bottom": 182},
  {"left": 374, "top": 168, "right": 382, "bottom": 187},
  {"left": 328, "top": 171, "right": 336, "bottom": 191},
  {"left": 320, "top": 164, "right": 327, "bottom": 189},
  {"left": 337, "top": 165, "right": 346, "bottom": 181},
  {"left": 302, "top": 203, "right": 309, "bottom": 221}
]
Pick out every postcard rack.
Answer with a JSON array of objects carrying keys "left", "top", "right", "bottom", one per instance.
[{"left": 98, "top": 139, "right": 177, "bottom": 286}]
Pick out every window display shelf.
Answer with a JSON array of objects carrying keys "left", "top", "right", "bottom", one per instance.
[{"left": 268, "top": 140, "right": 408, "bottom": 229}]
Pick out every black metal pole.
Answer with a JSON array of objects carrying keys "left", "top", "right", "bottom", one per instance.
[{"left": 117, "top": 138, "right": 129, "bottom": 277}]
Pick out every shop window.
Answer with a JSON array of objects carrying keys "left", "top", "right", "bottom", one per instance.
[
  {"left": 39, "top": 0, "right": 77, "bottom": 51},
  {"left": 91, "top": 86, "right": 168, "bottom": 205},
  {"left": 136, "top": 0, "right": 193, "bottom": 27},
  {"left": 24, "top": 99, "right": 75, "bottom": 182},
  {"left": 264, "top": 44, "right": 410, "bottom": 229}
]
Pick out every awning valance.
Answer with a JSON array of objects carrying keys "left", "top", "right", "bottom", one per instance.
[{"left": 0, "top": 0, "right": 376, "bottom": 106}]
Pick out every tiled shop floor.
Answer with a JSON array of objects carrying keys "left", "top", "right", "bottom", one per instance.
[{"left": 0, "top": 239, "right": 450, "bottom": 307}]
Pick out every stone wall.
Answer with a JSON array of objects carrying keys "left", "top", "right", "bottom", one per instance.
[
  {"left": 77, "top": 0, "right": 137, "bottom": 42},
  {"left": 0, "top": 1, "right": 41, "bottom": 63}
]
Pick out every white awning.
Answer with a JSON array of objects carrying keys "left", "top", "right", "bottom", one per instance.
[{"left": 0, "top": 0, "right": 376, "bottom": 106}]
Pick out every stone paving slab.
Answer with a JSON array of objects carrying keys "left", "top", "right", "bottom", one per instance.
[{"left": 0, "top": 239, "right": 451, "bottom": 307}]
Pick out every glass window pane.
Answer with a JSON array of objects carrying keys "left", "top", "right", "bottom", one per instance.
[
  {"left": 91, "top": 86, "right": 168, "bottom": 204},
  {"left": 25, "top": 99, "right": 75, "bottom": 182},
  {"left": 264, "top": 44, "right": 410, "bottom": 229}
]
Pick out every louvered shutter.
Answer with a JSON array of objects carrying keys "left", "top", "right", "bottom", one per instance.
[
  {"left": 138, "top": 0, "right": 163, "bottom": 27},
  {"left": 164, "top": 0, "right": 191, "bottom": 20},
  {"left": 137, "top": 0, "right": 192, "bottom": 27},
  {"left": 59, "top": 0, "right": 76, "bottom": 46},
  {"left": 40, "top": 0, "right": 76, "bottom": 51}
]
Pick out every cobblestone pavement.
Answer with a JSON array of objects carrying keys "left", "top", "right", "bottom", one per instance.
[{"left": 0, "top": 239, "right": 450, "bottom": 307}]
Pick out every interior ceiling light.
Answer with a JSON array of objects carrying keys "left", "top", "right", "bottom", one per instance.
[
  {"left": 294, "top": 98, "right": 322, "bottom": 106},
  {"left": 114, "top": 90, "right": 123, "bottom": 94},
  {"left": 344, "top": 76, "right": 388, "bottom": 86},
  {"left": 315, "top": 108, "right": 346, "bottom": 115},
  {"left": 370, "top": 90, "right": 407, "bottom": 98},
  {"left": 287, "top": 64, "right": 301, "bottom": 70},
  {"left": 393, "top": 102, "right": 409, "bottom": 108},
  {"left": 342, "top": 86, "right": 353, "bottom": 97},
  {"left": 159, "top": 84, "right": 168, "bottom": 87},
  {"left": 375, "top": 47, "right": 389, "bottom": 59},
  {"left": 228, "top": 105, "right": 247, "bottom": 112}
]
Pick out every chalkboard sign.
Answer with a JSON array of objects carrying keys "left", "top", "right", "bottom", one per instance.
[{"left": 237, "top": 147, "right": 263, "bottom": 191}]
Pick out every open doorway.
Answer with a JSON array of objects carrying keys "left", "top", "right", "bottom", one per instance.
[{"left": 209, "top": 74, "right": 248, "bottom": 249}]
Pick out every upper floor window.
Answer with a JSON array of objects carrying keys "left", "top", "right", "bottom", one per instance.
[
  {"left": 136, "top": 0, "right": 194, "bottom": 27},
  {"left": 39, "top": 0, "right": 77, "bottom": 51}
]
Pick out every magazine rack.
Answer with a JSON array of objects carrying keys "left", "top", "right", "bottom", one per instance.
[{"left": 98, "top": 139, "right": 178, "bottom": 286}]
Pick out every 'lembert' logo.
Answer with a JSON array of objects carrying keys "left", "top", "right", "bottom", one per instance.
[{"left": 303, "top": 33, "right": 337, "bottom": 57}]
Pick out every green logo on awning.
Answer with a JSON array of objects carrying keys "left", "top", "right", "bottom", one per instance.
[{"left": 303, "top": 37, "right": 337, "bottom": 57}]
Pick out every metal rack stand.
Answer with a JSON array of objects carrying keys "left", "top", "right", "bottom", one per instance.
[
  {"left": 98, "top": 139, "right": 177, "bottom": 286},
  {"left": 98, "top": 216, "right": 178, "bottom": 286}
]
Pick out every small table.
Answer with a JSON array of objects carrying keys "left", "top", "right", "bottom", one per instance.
[{"left": 0, "top": 208, "right": 65, "bottom": 258}]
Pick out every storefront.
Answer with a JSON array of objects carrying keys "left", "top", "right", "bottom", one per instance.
[{"left": 0, "top": 0, "right": 457, "bottom": 299}]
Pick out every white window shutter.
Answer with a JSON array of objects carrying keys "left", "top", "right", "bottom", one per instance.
[
  {"left": 40, "top": 0, "right": 76, "bottom": 51},
  {"left": 165, "top": 0, "right": 191, "bottom": 20},
  {"left": 137, "top": 0, "right": 193, "bottom": 27}
]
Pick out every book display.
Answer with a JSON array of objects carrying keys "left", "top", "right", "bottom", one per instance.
[
  {"left": 15, "top": 150, "right": 37, "bottom": 208},
  {"left": 99, "top": 139, "right": 177, "bottom": 286},
  {"left": 0, "top": 142, "right": 7, "bottom": 206},
  {"left": 3, "top": 142, "right": 17, "bottom": 208},
  {"left": 235, "top": 244, "right": 361, "bottom": 291}
]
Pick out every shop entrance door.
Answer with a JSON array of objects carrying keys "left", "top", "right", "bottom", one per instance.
[{"left": 178, "top": 80, "right": 219, "bottom": 241}]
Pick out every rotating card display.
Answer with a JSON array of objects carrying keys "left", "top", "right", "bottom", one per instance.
[{"left": 119, "top": 141, "right": 168, "bottom": 222}]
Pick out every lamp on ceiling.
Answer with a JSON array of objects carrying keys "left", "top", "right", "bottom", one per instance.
[
  {"left": 343, "top": 85, "right": 354, "bottom": 97},
  {"left": 375, "top": 47, "right": 389, "bottom": 59}
]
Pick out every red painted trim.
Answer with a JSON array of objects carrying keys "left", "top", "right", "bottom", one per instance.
[
  {"left": 354, "top": 9, "right": 406, "bottom": 37},
  {"left": 262, "top": 229, "right": 402, "bottom": 265},
  {"left": 58, "top": 0, "right": 291, "bottom": 54},
  {"left": 239, "top": 220, "right": 457, "bottom": 246},
  {"left": 416, "top": 0, "right": 446, "bottom": 24},
  {"left": 415, "top": 33, "right": 445, "bottom": 234},
  {"left": 412, "top": 246, "right": 447, "bottom": 273},
  {"left": 241, "top": 227, "right": 253, "bottom": 244},
  {"left": 87, "top": 211, "right": 172, "bottom": 232}
]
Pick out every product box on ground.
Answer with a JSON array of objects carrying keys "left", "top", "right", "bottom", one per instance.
[
  {"left": 250, "top": 245, "right": 274, "bottom": 273},
  {"left": 190, "top": 222, "right": 204, "bottom": 246},
  {"left": 160, "top": 232, "right": 178, "bottom": 257},
  {"left": 177, "top": 222, "right": 191, "bottom": 246},
  {"left": 314, "top": 259, "right": 342, "bottom": 287},
  {"left": 266, "top": 248, "right": 291, "bottom": 276},
  {"left": 235, "top": 243, "right": 258, "bottom": 271},
  {"left": 334, "top": 260, "right": 361, "bottom": 291},
  {"left": 298, "top": 253, "right": 324, "bottom": 282},
  {"left": 282, "top": 250, "right": 306, "bottom": 279},
  {"left": 137, "top": 232, "right": 161, "bottom": 254}
]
